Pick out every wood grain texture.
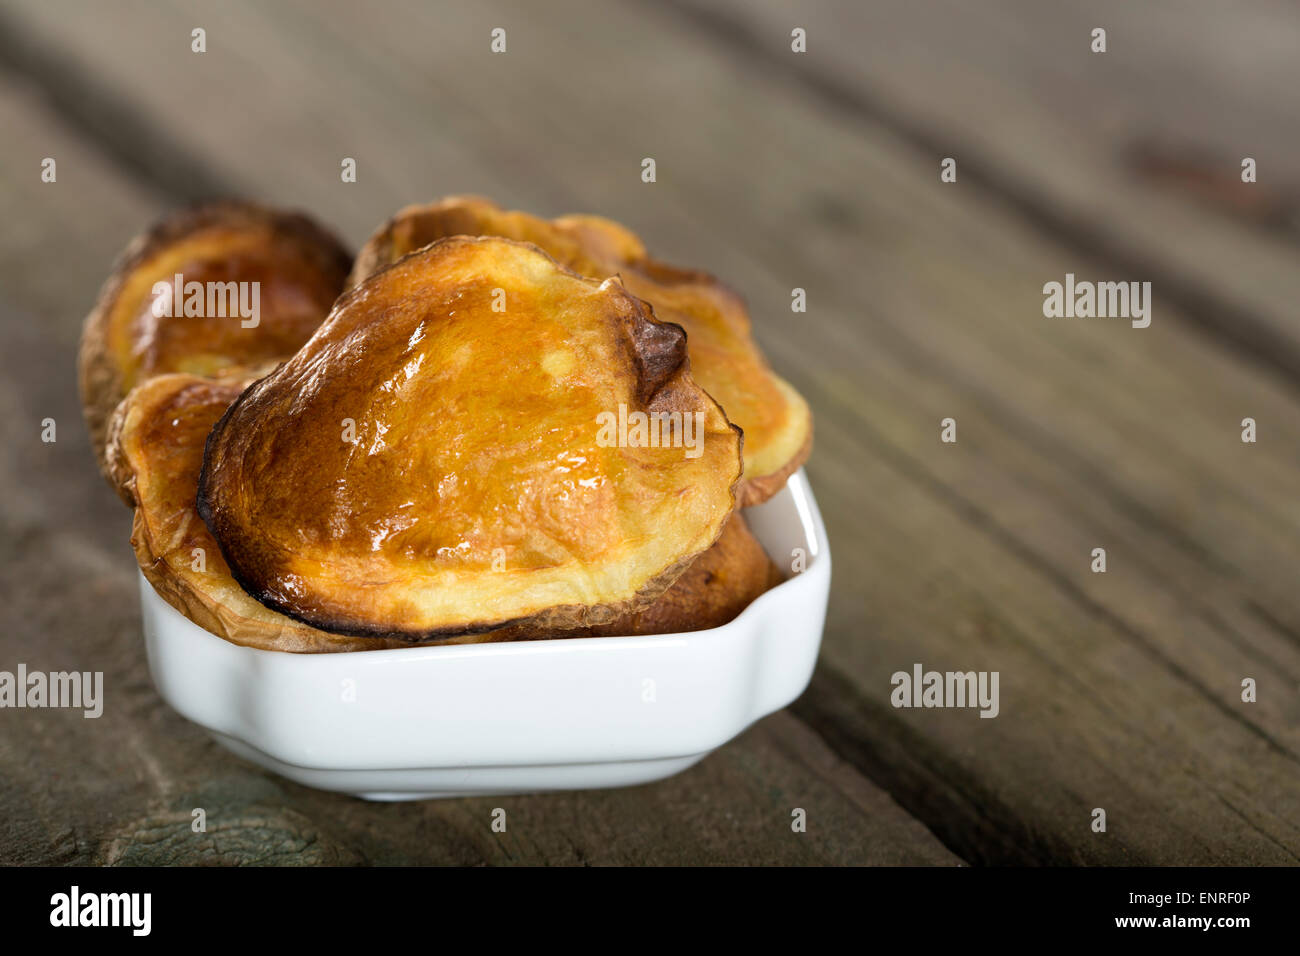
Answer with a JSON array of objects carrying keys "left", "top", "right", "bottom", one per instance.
[
  {"left": 0, "top": 0, "right": 1296, "bottom": 864},
  {"left": 683, "top": 0, "right": 1300, "bottom": 383}
]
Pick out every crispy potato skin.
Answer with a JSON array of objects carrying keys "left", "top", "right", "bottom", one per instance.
[
  {"left": 110, "top": 368, "right": 774, "bottom": 651},
  {"left": 110, "top": 370, "right": 771, "bottom": 653},
  {"left": 109, "top": 373, "right": 405, "bottom": 651},
  {"left": 109, "top": 371, "right": 552, "bottom": 652},
  {"left": 79, "top": 201, "right": 351, "bottom": 482},
  {"left": 111, "top": 375, "right": 772, "bottom": 652},
  {"left": 348, "top": 196, "right": 812, "bottom": 503},
  {"left": 198, "top": 237, "right": 744, "bottom": 641}
]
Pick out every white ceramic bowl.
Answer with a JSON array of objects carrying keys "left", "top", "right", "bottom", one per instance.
[{"left": 140, "top": 469, "right": 831, "bottom": 800}]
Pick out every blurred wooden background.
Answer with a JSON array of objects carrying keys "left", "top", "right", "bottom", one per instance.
[{"left": 0, "top": 0, "right": 1296, "bottom": 865}]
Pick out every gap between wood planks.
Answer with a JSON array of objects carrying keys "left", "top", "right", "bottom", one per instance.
[{"left": 643, "top": 0, "right": 1300, "bottom": 397}]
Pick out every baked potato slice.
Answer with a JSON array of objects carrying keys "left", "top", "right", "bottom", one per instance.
[
  {"left": 107, "top": 372, "right": 410, "bottom": 651},
  {"left": 110, "top": 373, "right": 772, "bottom": 651},
  {"left": 348, "top": 196, "right": 811, "bottom": 504},
  {"left": 198, "top": 237, "right": 744, "bottom": 640},
  {"left": 79, "top": 201, "right": 351, "bottom": 478},
  {"left": 107, "top": 371, "right": 573, "bottom": 651}
]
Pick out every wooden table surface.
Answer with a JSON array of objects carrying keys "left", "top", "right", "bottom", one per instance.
[{"left": 0, "top": 0, "right": 1296, "bottom": 865}]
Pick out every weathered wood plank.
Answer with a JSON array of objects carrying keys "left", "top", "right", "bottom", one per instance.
[
  {"left": 0, "top": 0, "right": 1297, "bottom": 864},
  {"left": 680, "top": 0, "right": 1300, "bottom": 382},
  {"left": 0, "top": 63, "right": 957, "bottom": 865}
]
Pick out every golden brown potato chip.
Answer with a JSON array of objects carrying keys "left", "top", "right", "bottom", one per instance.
[
  {"left": 198, "top": 237, "right": 743, "bottom": 640},
  {"left": 79, "top": 201, "right": 351, "bottom": 479},
  {"left": 108, "top": 372, "right": 410, "bottom": 651},
  {"left": 108, "top": 371, "right": 574, "bottom": 652},
  {"left": 348, "top": 196, "right": 811, "bottom": 504},
  {"left": 111, "top": 371, "right": 773, "bottom": 651}
]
